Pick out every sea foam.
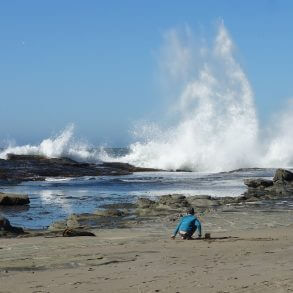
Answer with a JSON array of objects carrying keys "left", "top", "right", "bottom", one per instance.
[{"left": 0, "top": 124, "right": 102, "bottom": 163}]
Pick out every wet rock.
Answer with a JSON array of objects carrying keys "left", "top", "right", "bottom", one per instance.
[
  {"left": 158, "top": 194, "right": 190, "bottom": 208},
  {"left": 0, "top": 154, "right": 162, "bottom": 183},
  {"left": 243, "top": 168, "right": 293, "bottom": 199},
  {"left": 63, "top": 210, "right": 129, "bottom": 229},
  {"left": 62, "top": 228, "right": 95, "bottom": 237},
  {"left": 0, "top": 215, "right": 24, "bottom": 235},
  {"left": 244, "top": 179, "right": 273, "bottom": 188},
  {"left": 135, "top": 197, "right": 174, "bottom": 216},
  {"left": 273, "top": 169, "right": 293, "bottom": 183},
  {"left": 94, "top": 209, "right": 125, "bottom": 217},
  {"left": 188, "top": 195, "right": 220, "bottom": 208},
  {"left": 137, "top": 198, "right": 157, "bottom": 209},
  {"left": 0, "top": 193, "right": 30, "bottom": 205}
]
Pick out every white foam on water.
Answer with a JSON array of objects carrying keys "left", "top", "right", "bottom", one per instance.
[{"left": 0, "top": 124, "right": 102, "bottom": 163}]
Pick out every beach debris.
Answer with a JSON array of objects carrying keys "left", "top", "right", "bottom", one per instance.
[{"left": 62, "top": 228, "right": 95, "bottom": 237}]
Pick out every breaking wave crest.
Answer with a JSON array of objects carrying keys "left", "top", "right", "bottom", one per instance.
[{"left": 0, "top": 124, "right": 102, "bottom": 163}]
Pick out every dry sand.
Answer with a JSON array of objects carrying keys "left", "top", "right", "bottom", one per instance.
[{"left": 1, "top": 209, "right": 293, "bottom": 293}]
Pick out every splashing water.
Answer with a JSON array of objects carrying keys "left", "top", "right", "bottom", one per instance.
[
  {"left": 0, "top": 124, "right": 102, "bottom": 163},
  {"left": 1, "top": 23, "right": 293, "bottom": 172},
  {"left": 102, "top": 24, "right": 259, "bottom": 171},
  {"left": 102, "top": 23, "right": 293, "bottom": 171}
]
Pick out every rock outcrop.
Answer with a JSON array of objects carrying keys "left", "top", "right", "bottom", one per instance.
[
  {"left": 0, "top": 193, "right": 30, "bottom": 205},
  {"left": 244, "top": 168, "right": 293, "bottom": 199},
  {"left": 0, "top": 215, "right": 24, "bottom": 236},
  {"left": 0, "top": 154, "right": 161, "bottom": 183},
  {"left": 49, "top": 209, "right": 127, "bottom": 231}
]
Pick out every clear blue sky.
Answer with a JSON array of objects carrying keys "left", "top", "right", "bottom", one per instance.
[{"left": 0, "top": 0, "right": 292, "bottom": 146}]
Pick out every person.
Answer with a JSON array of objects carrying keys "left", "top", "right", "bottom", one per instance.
[{"left": 171, "top": 207, "right": 202, "bottom": 240}]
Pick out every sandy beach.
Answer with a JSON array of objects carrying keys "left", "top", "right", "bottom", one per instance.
[{"left": 1, "top": 207, "right": 293, "bottom": 293}]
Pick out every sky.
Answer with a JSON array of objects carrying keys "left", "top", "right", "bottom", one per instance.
[{"left": 0, "top": 0, "right": 293, "bottom": 147}]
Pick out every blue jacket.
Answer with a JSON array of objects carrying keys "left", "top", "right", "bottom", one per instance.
[{"left": 173, "top": 214, "right": 202, "bottom": 237}]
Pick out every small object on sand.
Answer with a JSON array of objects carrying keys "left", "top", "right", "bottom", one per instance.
[
  {"left": 204, "top": 233, "right": 211, "bottom": 239},
  {"left": 62, "top": 228, "right": 95, "bottom": 237}
]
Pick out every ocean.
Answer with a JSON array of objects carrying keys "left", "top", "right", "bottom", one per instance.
[{"left": 2, "top": 163, "right": 292, "bottom": 229}]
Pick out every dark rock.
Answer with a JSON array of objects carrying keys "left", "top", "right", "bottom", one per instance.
[
  {"left": 243, "top": 169, "right": 293, "bottom": 200},
  {"left": 0, "top": 215, "right": 24, "bottom": 235},
  {"left": 273, "top": 168, "right": 293, "bottom": 183},
  {"left": 158, "top": 194, "right": 190, "bottom": 208},
  {"left": 62, "top": 228, "right": 95, "bottom": 237},
  {"left": 244, "top": 178, "right": 273, "bottom": 188},
  {"left": 99, "top": 162, "right": 162, "bottom": 172},
  {"left": 0, "top": 154, "right": 162, "bottom": 183},
  {"left": 137, "top": 198, "right": 157, "bottom": 209},
  {"left": 0, "top": 193, "right": 30, "bottom": 205}
]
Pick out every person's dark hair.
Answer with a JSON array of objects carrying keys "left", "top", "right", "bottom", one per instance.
[{"left": 187, "top": 207, "right": 194, "bottom": 215}]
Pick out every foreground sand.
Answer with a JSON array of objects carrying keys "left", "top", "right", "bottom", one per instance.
[{"left": 1, "top": 209, "right": 293, "bottom": 293}]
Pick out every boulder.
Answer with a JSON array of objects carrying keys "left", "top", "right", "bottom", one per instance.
[
  {"left": 0, "top": 193, "right": 30, "bottom": 205},
  {"left": 137, "top": 198, "right": 157, "bottom": 209},
  {"left": 244, "top": 179, "right": 273, "bottom": 188},
  {"left": 273, "top": 169, "right": 293, "bottom": 183},
  {"left": 158, "top": 194, "right": 190, "bottom": 208},
  {"left": 0, "top": 215, "right": 24, "bottom": 235},
  {"left": 242, "top": 169, "right": 293, "bottom": 199}
]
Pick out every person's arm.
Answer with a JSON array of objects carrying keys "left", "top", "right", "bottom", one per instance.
[
  {"left": 171, "top": 218, "right": 183, "bottom": 239},
  {"left": 195, "top": 218, "right": 202, "bottom": 238}
]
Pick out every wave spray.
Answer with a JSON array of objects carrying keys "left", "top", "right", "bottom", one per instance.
[
  {"left": 105, "top": 23, "right": 260, "bottom": 171},
  {"left": 0, "top": 124, "right": 101, "bottom": 163}
]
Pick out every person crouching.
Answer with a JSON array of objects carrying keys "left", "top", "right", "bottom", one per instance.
[{"left": 171, "top": 207, "right": 202, "bottom": 240}]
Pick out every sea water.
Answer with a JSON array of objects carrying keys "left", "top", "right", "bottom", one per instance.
[{"left": 0, "top": 166, "right": 284, "bottom": 229}]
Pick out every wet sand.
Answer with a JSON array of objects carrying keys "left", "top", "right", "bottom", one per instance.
[{"left": 1, "top": 209, "right": 293, "bottom": 293}]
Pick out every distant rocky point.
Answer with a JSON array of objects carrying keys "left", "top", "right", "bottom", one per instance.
[{"left": 0, "top": 154, "right": 160, "bottom": 184}]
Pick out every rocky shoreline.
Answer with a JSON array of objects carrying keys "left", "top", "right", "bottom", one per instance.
[
  {"left": 0, "top": 154, "right": 160, "bottom": 184},
  {"left": 1, "top": 167, "right": 293, "bottom": 238}
]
